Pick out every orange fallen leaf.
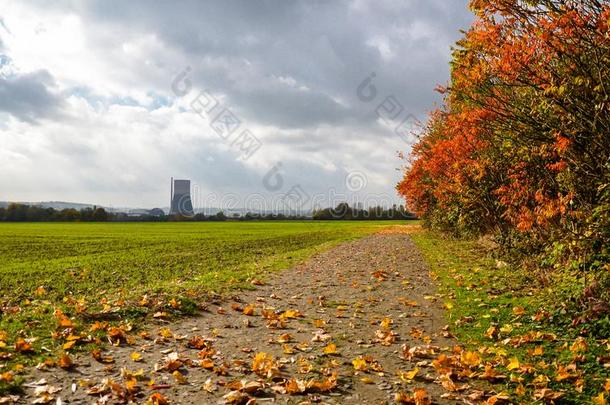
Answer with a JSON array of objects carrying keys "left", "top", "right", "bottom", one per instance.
[
  {"left": 243, "top": 304, "right": 255, "bottom": 316},
  {"left": 14, "top": 338, "right": 33, "bottom": 353},
  {"left": 58, "top": 353, "right": 74, "bottom": 369},
  {"left": 512, "top": 306, "right": 525, "bottom": 316},
  {"left": 277, "top": 333, "right": 293, "bottom": 343},
  {"left": 148, "top": 392, "right": 170, "bottom": 405},
  {"left": 200, "top": 359, "right": 214, "bottom": 370},
  {"left": 312, "top": 319, "right": 326, "bottom": 328},
  {"left": 187, "top": 335, "right": 208, "bottom": 350},
  {"left": 91, "top": 349, "right": 114, "bottom": 363}
]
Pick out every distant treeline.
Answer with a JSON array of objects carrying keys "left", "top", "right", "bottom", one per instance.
[
  {"left": 0, "top": 203, "right": 225, "bottom": 222},
  {"left": 313, "top": 203, "right": 415, "bottom": 220},
  {"left": 0, "top": 204, "right": 112, "bottom": 222},
  {"left": 0, "top": 203, "right": 415, "bottom": 222}
]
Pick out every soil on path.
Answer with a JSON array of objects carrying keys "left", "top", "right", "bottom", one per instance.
[{"left": 24, "top": 229, "right": 477, "bottom": 404}]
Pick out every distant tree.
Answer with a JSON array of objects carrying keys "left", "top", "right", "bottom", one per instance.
[
  {"left": 60, "top": 208, "right": 80, "bottom": 221},
  {"left": 5, "top": 203, "right": 27, "bottom": 221},
  {"left": 80, "top": 207, "right": 94, "bottom": 221},
  {"left": 92, "top": 207, "right": 108, "bottom": 221}
]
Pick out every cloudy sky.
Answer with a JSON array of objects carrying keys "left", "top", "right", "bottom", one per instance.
[{"left": 0, "top": 0, "right": 472, "bottom": 210}]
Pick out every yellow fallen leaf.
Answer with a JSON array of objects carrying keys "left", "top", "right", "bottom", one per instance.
[
  {"left": 323, "top": 343, "right": 337, "bottom": 355},
  {"left": 528, "top": 346, "right": 544, "bottom": 356},
  {"left": 202, "top": 377, "right": 216, "bottom": 393},
  {"left": 282, "top": 344, "right": 295, "bottom": 354},
  {"left": 130, "top": 352, "right": 142, "bottom": 362},
  {"left": 159, "top": 327, "right": 173, "bottom": 339},
  {"left": 460, "top": 351, "right": 481, "bottom": 367},
  {"left": 281, "top": 309, "right": 303, "bottom": 319},
  {"left": 172, "top": 370, "right": 187, "bottom": 384},
  {"left": 592, "top": 392, "right": 607, "bottom": 405},
  {"left": 507, "top": 357, "right": 520, "bottom": 371},
  {"left": 570, "top": 337, "right": 588, "bottom": 353},
  {"left": 352, "top": 357, "right": 368, "bottom": 371},
  {"left": 398, "top": 367, "right": 419, "bottom": 382},
  {"left": 380, "top": 317, "right": 393, "bottom": 329}
]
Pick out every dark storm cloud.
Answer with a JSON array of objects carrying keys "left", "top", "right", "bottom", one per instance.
[
  {"left": 70, "top": 0, "right": 472, "bottom": 129},
  {"left": 0, "top": 70, "right": 64, "bottom": 124}
]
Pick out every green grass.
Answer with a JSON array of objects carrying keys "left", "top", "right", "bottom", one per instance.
[
  {"left": 0, "top": 221, "right": 393, "bottom": 302},
  {"left": 411, "top": 230, "right": 610, "bottom": 403}
]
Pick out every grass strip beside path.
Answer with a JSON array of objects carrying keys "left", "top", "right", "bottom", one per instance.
[{"left": 411, "top": 230, "right": 610, "bottom": 404}]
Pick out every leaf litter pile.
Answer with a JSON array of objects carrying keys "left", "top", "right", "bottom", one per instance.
[{"left": 12, "top": 232, "right": 506, "bottom": 404}]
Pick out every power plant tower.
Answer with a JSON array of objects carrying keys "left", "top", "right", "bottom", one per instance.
[{"left": 170, "top": 178, "right": 194, "bottom": 217}]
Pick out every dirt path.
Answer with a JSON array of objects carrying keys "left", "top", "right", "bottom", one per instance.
[{"left": 24, "top": 230, "right": 475, "bottom": 404}]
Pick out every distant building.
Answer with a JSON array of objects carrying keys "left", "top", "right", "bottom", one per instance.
[
  {"left": 127, "top": 209, "right": 150, "bottom": 217},
  {"left": 170, "top": 178, "right": 194, "bottom": 217}
]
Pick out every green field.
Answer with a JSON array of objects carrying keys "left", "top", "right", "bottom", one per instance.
[{"left": 0, "top": 221, "right": 393, "bottom": 303}]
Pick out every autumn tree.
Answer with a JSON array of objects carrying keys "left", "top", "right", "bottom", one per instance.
[{"left": 399, "top": 0, "right": 610, "bottom": 304}]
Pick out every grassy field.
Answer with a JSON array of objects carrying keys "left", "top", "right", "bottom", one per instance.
[{"left": 0, "top": 221, "right": 394, "bottom": 302}]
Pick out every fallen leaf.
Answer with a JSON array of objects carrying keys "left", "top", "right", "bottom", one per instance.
[
  {"left": 323, "top": 343, "right": 337, "bottom": 355},
  {"left": 130, "top": 352, "right": 142, "bottom": 362},
  {"left": 58, "top": 353, "right": 73, "bottom": 369},
  {"left": 147, "top": 392, "right": 170, "bottom": 405},
  {"left": 172, "top": 370, "right": 187, "bottom": 384},
  {"left": 507, "top": 357, "right": 520, "bottom": 371}
]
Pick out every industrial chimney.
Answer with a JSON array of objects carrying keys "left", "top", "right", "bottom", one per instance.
[{"left": 169, "top": 178, "right": 194, "bottom": 217}]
